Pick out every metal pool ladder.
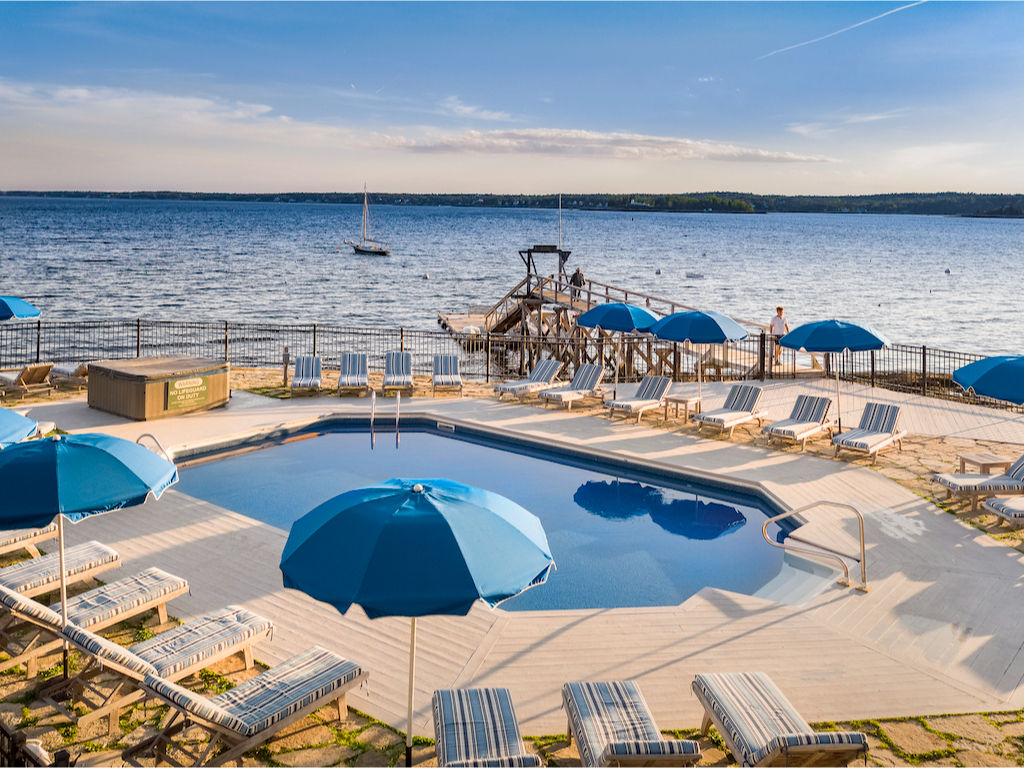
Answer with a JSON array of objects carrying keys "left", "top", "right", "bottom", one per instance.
[
  {"left": 761, "top": 501, "right": 869, "bottom": 592},
  {"left": 136, "top": 433, "right": 172, "bottom": 461}
]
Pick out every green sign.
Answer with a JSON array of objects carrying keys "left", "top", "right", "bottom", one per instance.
[{"left": 166, "top": 375, "right": 209, "bottom": 410}]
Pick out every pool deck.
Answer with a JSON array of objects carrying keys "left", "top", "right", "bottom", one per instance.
[{"left": 15, "top": 379, "right": 1024, "bottom": 737}]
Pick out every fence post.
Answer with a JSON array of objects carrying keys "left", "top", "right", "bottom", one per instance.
[
  {"left": 224, "top": 321, "right": 229, "bottom": 363},
  {"left": 486, "top": 332, "right": 491, "bottom": 383},
  {"left": 36, "top": 320, "right": 41, "bottom": 363},
  {"left": 673, "top": 342, "right": 679, "bottom": 382},
  {"left": 136, "top": 319, "right": 141, "bottom": 358},
  {"left": 870, "top": 350, "right": 876, "bottom": 389},
  {"left": 282, "top": 346, "right": 290, "bottom": 386},
  {"left": 400, "top": 327, "right": 405, "bottom": 353},
  {"left": 312, "top": 323, "right": 318, "bottom": 357},
  {"left": 758, "top": 332, "right": 766, "bottom": 381},
  {"left": 921, "top": 345, "right": 927, "bottom": 396}
]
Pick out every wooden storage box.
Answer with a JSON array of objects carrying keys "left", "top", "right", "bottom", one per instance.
[{"left": 88, "top": 357, "right": 229, "bottom": 421}]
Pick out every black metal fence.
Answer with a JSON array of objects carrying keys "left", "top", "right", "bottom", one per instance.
[{"left": 0, "top": 319, "right": 1015, "bottom": 411}]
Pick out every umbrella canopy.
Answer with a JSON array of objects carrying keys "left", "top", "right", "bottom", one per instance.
[
  {"left": 0, "top": 296, "right": 41, "bottom": 320},
  {"left": 780, "top": 320, "right": 889, "bottom": 432},
  {"left": 575, "top": 302, "right": 658, "bottom": 333},
  {"left": 281, "top": 478, "right": 554, "bottom": 765},
  {"left": 650, "top": 310, "right": 749, "bottom": 401},
  {"left": 953, "top": 356, "right": 1024, "bottom": 405},
  {"left": 0, "top": 409, "right": 37, "bottom": 449}
]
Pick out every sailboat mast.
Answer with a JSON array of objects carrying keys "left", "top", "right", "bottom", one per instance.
[
  {"left": 362, "top": 185, "right": 369, "bottom": 242},
  {"left": 558, "top": 194, "right": 562, "bottom": 250}
]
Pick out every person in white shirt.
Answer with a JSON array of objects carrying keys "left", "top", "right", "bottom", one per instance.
[{"left": 769, "top": 306, "right": 789, "bottom": 363}]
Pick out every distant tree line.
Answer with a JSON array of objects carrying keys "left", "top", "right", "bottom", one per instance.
[{"left": 2, "top": 189, "right": 1023, "bottom": 216}]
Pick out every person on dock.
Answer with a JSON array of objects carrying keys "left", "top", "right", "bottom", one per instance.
[
  {"left": 770, "top": 305, "right": 789, "bottom": 364},
  {"left": 570, "top": 267, "right": 585, "bottom": 300}
]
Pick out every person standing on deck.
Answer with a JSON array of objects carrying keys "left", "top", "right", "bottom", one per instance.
[
  {"left": 569, "top": 267, "right": 585, "bottom": 301},
  {"left": 769, "top": 306, "right": 789, "bottom": 364}
]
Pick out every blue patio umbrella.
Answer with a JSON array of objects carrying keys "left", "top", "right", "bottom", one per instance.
[
  {"left": 0, "top": 408, "right": 37, "bottom": 449},
  {"left": 0, "top": 433, "right": 178, "bottom": 673},
  {"left": 953, "top": 356, "right": 1024, "bottom": 405},
  {"left": 0, "top": 296, "right": 41, "bottom": 320},
  {"left": 650, "top": 310, "right": 749, "bottom": 402},
  {"left": 576, "top": 302, "right": 659, "bottom": 398},
  {"left": 280, "top": 477, "right": 554, "bottom": 766},
  {"left": 780, "top": 320, "right": 890, "bottom": 431}
]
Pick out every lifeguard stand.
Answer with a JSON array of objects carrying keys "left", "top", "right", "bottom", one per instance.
[{"left": 519, "top": 244, "right": 571, "bottom": 282}]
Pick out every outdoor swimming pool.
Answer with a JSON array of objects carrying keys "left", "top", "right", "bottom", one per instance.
[{"left": 176, "top": 423, "right": 832, "bottom": 610}]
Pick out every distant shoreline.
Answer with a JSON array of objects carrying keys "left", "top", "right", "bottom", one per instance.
[{"left": 2, "top": 189, "right": 1024, "bottom": 217}]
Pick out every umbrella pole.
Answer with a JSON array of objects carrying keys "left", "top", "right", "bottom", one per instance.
[
  {"left": 58, "top": 515, "right": 69, "bottom": 680},
  {"left": 835, "top": 353, "right": 842, "bottom": 433},
  {"left": 406, "top": 616, "right": 417, "bottom": 767},
  {"left": 698, "top": 343, "right": 704, "bottom": 402},
  {"left": 614, "top": 336, "right": 620, "bottom": 400}
]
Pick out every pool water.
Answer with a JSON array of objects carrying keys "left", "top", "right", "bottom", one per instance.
[{"left": 176, "top": 428, "right": 830, "bottom": 610}]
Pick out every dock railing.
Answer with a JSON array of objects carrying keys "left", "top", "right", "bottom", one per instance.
[{"left": 0, "top": 318, "right": 1016, "bottom": 412}]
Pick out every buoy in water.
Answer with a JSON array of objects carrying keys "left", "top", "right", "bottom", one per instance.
[
  {"left": 655, "top": 268, "right": 662, "bottom": 275},
  {"left": 944, "top": 268, "right": 951, "bottom": 274},
  {"left": 423, "top": 273, "right": 430, "bottom": 280}
]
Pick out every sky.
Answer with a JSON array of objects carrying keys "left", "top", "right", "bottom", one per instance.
[{"left": 0, "top": 1, "right": 1022, "bottom": 195}]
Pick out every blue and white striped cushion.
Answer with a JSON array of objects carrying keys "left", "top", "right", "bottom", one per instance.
[
  {"left": 978, "top": 475, "right": 1024, "bottom": 493},
  {"left": 833, "top": 428, "right": 893, "bottom": 452},
  {"left": 763, "top": 419, "right": 825, "bottom": 441},
  {"left": 562, "top": 681, "right": 699, "bottom": 767},
  {"left": 789, "top": 395, "right": 831, "bottom": 424},
  {"left": 292, "top": 356, "right": 322, "bottom": 389},
  {"left": 143, "top": 674, "right": 247, "bottom": 734},
  {"left": 384, "top": 352, "right": 413, "bottom": 387},
  {"left": 433, "top": 688, "right": 541, "bottom": 768},
  {"left": 530, "top": 359, "right": 562, "bottom": 384},
  {"left": 983, "top": 496, "right": 1024, "bottom": 521},
  {"left": 0, "top": 582, "right": 64, "bottom": 630},
  {"left": 338, "top": 353, "right": 368, "bottom": 387},
  {"left": 723, "top": 384, "right": 762, "bottom": 413},
  {"left": 56, "top": 567, "right": 188, "bottom": 629},
  {"left": 859, "top": 402, "right": 901, "bottom": 433},
  {"left": 692, "top": 672, "right": 866, "bottom": 766},
  {"left": 1005, "top": 455, "right": 1024, "bottom": 483},
  {"left": 132, "top": 605, "right": 272, "bottom": 678},
  {"left": 434, "top": 355, "right": 462, "bottom": 387},
  {"left": 933, "top": 473, "right": 1000, "bottom": 493},
  {"left": 61, "top": 624, "right": 157, "bottom": 677},
  {"left": 0, "top": 523, "right": 58, "bottom": 549},
  {"left": 632, "top": 376, "right": 670, "bottom": 402},
  {"left": 0, "top": 541, "right": 118, "bottom": 594}
]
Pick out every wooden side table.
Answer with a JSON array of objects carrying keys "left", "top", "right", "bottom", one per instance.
[
  {"left": 664, "top": 394, "right": 701, "bottom": 422},
  {"left": 957, "top": 451, "right": 1013, "bottom": 474}
]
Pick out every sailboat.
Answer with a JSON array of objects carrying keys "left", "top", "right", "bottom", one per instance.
[{"left": 345, "top": 185, "right": 390, "bottom": 256}]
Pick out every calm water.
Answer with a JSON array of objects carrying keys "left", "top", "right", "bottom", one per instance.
[
  {"left": 175, "top": 430, "right": 807, "bottom": 611},
  {"left": 1, "top": 196, "right": 1020, "bottom": 354}
]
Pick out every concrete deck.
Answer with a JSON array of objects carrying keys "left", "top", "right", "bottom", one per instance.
[{"left": 14, "top": 383, "right": 1024, "bottom": 737}]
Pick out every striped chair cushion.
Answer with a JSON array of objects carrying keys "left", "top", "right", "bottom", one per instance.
[
  {"left": 338, "top": 353, "right": 368, "bottom": 387},
  {"left": 0, "top": 583, "right": 64, "bottom": 630},
  {"left": 433, "top": 355, "right": 462, "bottom": 387},
  {"left": 384, "top": 352, "right": 413, "bottom": 386},
  {"left": 132, "top": 605, "right": 272, "bottom": 678},
  {"left": 763, "top": 419, "right": 826, "bottom": 441},
  {"left": 978, "top": 475, "right": 1024, "bottom": 493},
  {"left": 292, "top": 356, "right": 322, "bottom": 388},
  {"left": 61, "top": 624, "right": 157, "bottom": 678},
  {"left": 1004, "top": 455, "right": 1024, "bottom": 483},
  {"left": 695, "top": 409, "right": 758, "bottom": 428},
  {"left": 633, "top": 376, "right": 671, "bottom": 402},
  {"left": 494, "top": 380, "right": 554, "bottom": 396},
  {"left": 433, "top": 688, "right": 541, "bottom": 768},
  {"left": 789, "top": 395, "right": 831, "bottom": 424},
  {"left": 573, "top": 364, "right": 604, "bottom": 392},
  {"left": 0, "top": 541, "right": 118, "bottom": 594},
  {"left": 529, "top": 359, "right": 562, "bottom": 383},
  {"left": 0, "top": 523, "right": 58, "bottom": 549},
  {"left": 692, "top": 672, "right": 866, "bottom": 766},
  {"left": 933, "top": 473, "right": 1000, "bottom": 493},
  {"left": 57, "top": 567, "right": 188, "bottom": 629},
  {"left": 832, "top": 428, "right": 894, "bottom": 452},
  {"left": 858, "top": 402, "right": 901, "bottom": 433},
  {"left": 562, "top": 681, "right": 699, "bottom": 767},
  {"left": 146, "top": 646, "right": 364, "bottom": 738},
  {"left": 723, "top": 384, "right": 763, "bottom": 413},
  {"left": 983, "top": 496, "right": 1024, "bottom": 521}
]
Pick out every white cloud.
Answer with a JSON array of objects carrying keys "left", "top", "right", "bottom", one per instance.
[
  {"left": 381, "top": 127, "right": 832, "bottom": 163},
  {"left": 787, "top": 110, "right": 901, "bottom": 137},
  {"left": 439, "top": 96, "right": 511, "bottom": 122}
]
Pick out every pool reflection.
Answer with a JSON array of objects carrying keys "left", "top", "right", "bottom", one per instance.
[{"left": 573, "top": 480, "right": 746, "bottom": 540}]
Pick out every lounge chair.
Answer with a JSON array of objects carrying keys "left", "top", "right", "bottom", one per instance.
[
  {"left": 762, "top": 395, "right": 834, "bottom": 451},
  {"left": 51, "top": 362, "right": 89, "bottom": 389},
  {"left": 43, "top": 604, "right": 273, "bottom": 734},
  {"left": 0, "top": 540, "right": 119, "bottom": 600},
  {"left": 337, "top": 352, "right": 371, "bottom": 396},
  {"left": 0, "top": 407, "right": 40, "bottom": 448},
  {"left": 934, "top": 454, "right": 1024, "bottom": 512},
  {"left": 562, "top": 680, "right": 701, "bottom": 766},
  {"left": 0, "top": 523, "right": 57, "bottom": 558},
  {"left": 433, "top": 687, "right": 542, "bottom": 767},
  {"left": 494, "top": 358, "right": 563, "bottom": 401},
  {"left": 692, "top": 672, "right": 868, "bottom": 767},
  {"left": 539, "top": 364, "right": 606, "bottom": 410},
  {"left": 0, "top": 363, "right": 53, "bottom": 398},
  {"left": 290, "top": 355, "right": 322, "bottom": 393},
  {"left": 692, "top": 384, "right": 765, "bottom": 438},
  {"left": 982, "top": 496, "right": 1024, "bottom": 526},
  {"left": 604, "top": 376, "right": 672, "bottom": 424},
  {"left": 831, "top": 402, "right": 906, "bottom": 464},
  {"left": 123, "top": 645, "right": 367, "bottom": 767},
  {"left": 383, "top": 351, "right": 414, "bottom": 396},
  {"left": 432, "top": 354, "right": 464, "bottom": 397},
  {"left": 0, "top": 567, "right": 189, "bottom": 676}
]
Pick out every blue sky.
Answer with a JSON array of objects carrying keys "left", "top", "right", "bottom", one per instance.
[{"left": 1, "top": 2, "right": 1021, "bottom": 193}]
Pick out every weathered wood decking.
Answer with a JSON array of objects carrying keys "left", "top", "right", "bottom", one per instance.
[{"left": 18, "top": 385, "right": 1024, "bottom": 737}]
